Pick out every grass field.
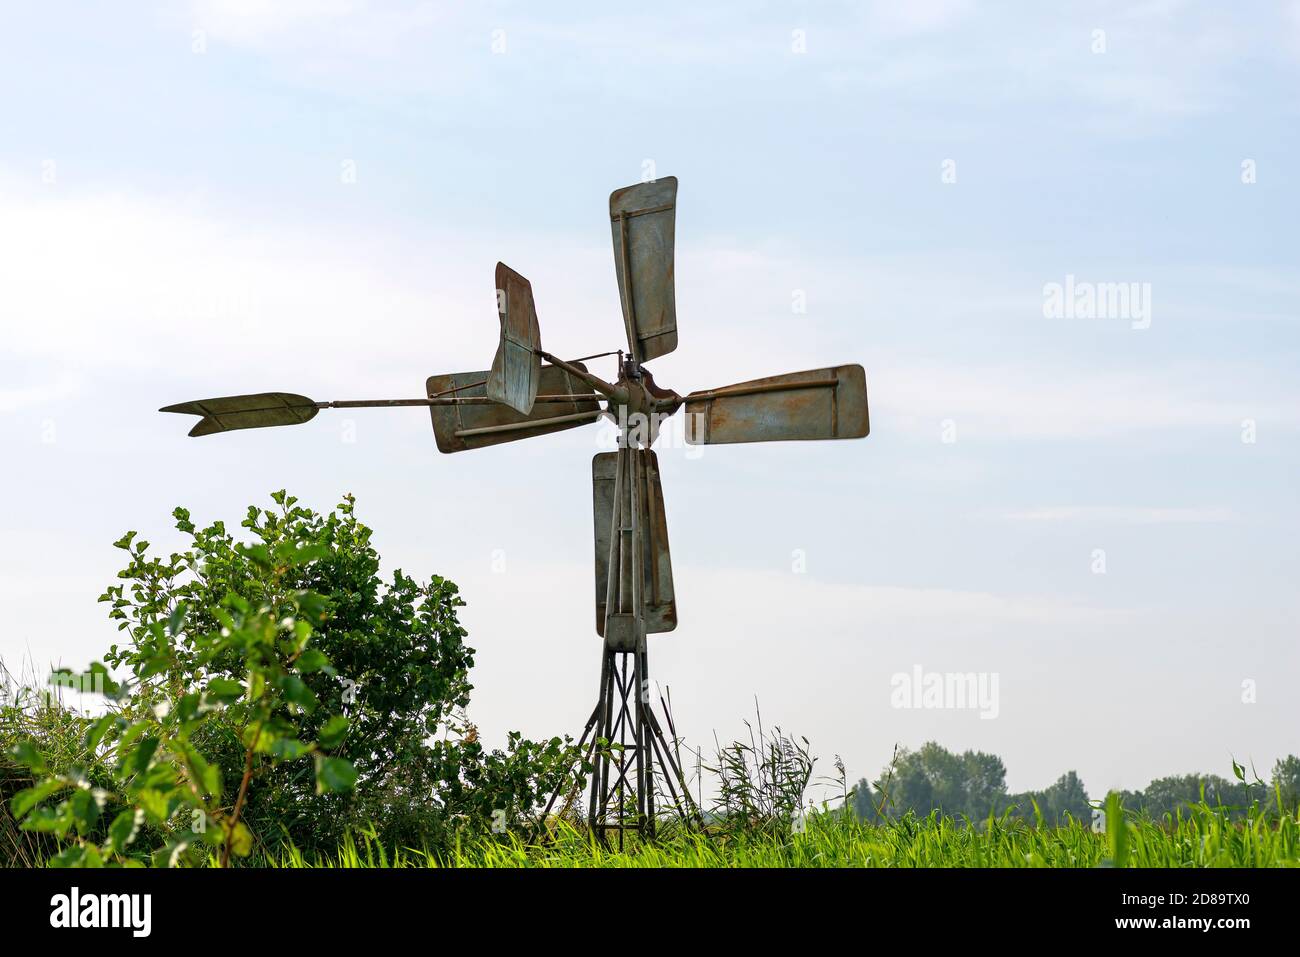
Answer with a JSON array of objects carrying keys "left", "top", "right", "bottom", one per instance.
[
  {"left": 250, "top": 805, "right": 1300, "bottom": 868},
  {"left": 6, "top": 659, "right": 1296, "bottom": 870}
]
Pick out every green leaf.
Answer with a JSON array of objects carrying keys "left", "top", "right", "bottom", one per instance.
[
  {"left": 167, "top": 601, "right": 188, "bottom": 636},
  {"left": 317, "top": 715, "right": 349, "bottom": 749},
  {"left": 295, "top": 590, "right": 332, "bottom": 624},
  {"left": 138, "top": 654, "right": 174, "bottom": 680},
  {"left": 69, "top": 788, "right": 104, "bottom": 834},
  {"left": 22, "top": 805, "right": 72, "bottom": 834},
  {"left": 87, "top": 661, "right": 123, "bottom": 699},
  {"left": 227, "top": 820, "right": 253, "bottom": 857},
  {"left": 152, "top": 838, "right": 194, "bottom": 869},
  {"left": 295, "top": 648, "right": 332, "bottom": 674},
  {"left": 178, "top": 743, "right": 222, "bottom": 801},
  {"left": 279, "top": 541, "right": 330, "bottom": 566},
  {"left": 205, "top": 678, "right": 245, "bottom": 703},
  {"left": 108, "top": 808, "right": 144, "bottom": 854},
  {"left": 1105, "top": 792, "right": 1129, "bottom": 868},
  {"left": 236, "top": 543, "right": 273, "bottom": 570},
  {"left": 117, "top": 720, "right": 149, "bottom": 751},
  {"left": 135, "top": 788, "right": 172, "bottom": 825},
  {"left": 10, "top": 779, "right": 66, "bottom": 819},
  {"left": 122, "top": 736, "right": 160, "bottom": 777},
  {"left": 49, "top": 845, "right": 98, "bottom": 868},
  {"left": 112, "top": 531, "right": 138, "bottom": 550},
  {"left": 83, "top": 714, "right": 117, "bottom": 751},
  {"left": 277, "top": 675, "right": 319, "bottom": 715},
  {"left": 176, "top": 692, "right": 202, "bottom": 723},
  {"left": 247, "top": 670, "right": 266, "bottom": 701},
  {"left": 270, "top": 738, "right": 311, "bottom": 760},
  {"left": 9, "top": 740, "right": 47, "bottom": 774},
  {"left": 314, "top": 756, "right": 358, "bottom": 794}
]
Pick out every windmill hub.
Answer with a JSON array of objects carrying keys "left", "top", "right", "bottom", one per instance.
[
  {"left": 613, "top": 366, "right": 681, "bottom": 425},
  {"left": 159, "top": 175, "right": 871, "bottom": 842}
]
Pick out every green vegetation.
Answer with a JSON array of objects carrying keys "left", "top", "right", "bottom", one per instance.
[
  {"left": 2, "top": 493, "right": 580, "bottom": 867},
  {"left": 3, "top": 491, "right": 1297, "bottom": 869},
  {"left": 853, "top": 742, "right": 1300, "bottom": 825},
  {"left": 241, "top": 801, "right": 1300, "bottom": 867}
]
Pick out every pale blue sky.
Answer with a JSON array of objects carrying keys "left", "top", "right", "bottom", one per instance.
[{"left": 1, "top": 1, "right": 1297, "bottom": 797}]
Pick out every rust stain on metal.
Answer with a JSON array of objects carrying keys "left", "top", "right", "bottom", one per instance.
[
  {"left": 592, "top": 449, "right": 675, "bottom": 639},
  {"left": 683, "top": 364, "right": 869, "bottom": 445},
  {"left": 159, "top": 392, "right": 319, "bottom": 437},
  {"left": 609, "top": 177, "right": 679, "bottom": 362},
  {"left": 427, "top": 364, "right": 601, "bottom": 453},
  {"left": 487, "top": 262, "right": 543, "bottom": 415}
]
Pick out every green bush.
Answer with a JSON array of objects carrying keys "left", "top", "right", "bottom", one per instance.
[{"left": 5, "top": 492, "right": 581, "bottom": 865}]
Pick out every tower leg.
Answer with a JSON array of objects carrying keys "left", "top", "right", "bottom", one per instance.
[{"left": 535, "top": 443, "right": 701, "bottom": 842}]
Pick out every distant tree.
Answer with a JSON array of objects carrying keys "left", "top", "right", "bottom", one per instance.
[
  {"left": 1004, "top": 772, "right": 1091, "bottom": 825},
  {"left": 1113, "top": 789, "right": 1145, "bottom": 814},
  {"left": 852, "top": 777, "right": 884, "bottom": 822},
  {"left": 1135, "top": 774, "right": 1252, "bottom": 820},
  {"left": 961, "top": 750, "right": 1008, "bottom": 818},
  {"left": 853, "top": 745, "right": 1296, "bottom": 828},
  {"left": 1269, "top": 756, "right": 1300, "bottom": 815},
  {"left": 874, "top": 742, "right": 1007, "bottom": 821}
]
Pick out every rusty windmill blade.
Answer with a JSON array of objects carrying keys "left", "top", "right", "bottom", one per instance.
[
  {"left": 609, "top": 176, "right": 678, "bottom": 363},
  {"left": 592, "top": 449, "right": 675, "bottom": 644},
  {"left": 159, "top": 393, "right": 320, "bottom": 436},
  {"left": 487, "top": 263, "right": 544, "bottom": 415},
  {"left": 682, "top": 364, "right": 869, "bottom": 444},
  {"left": 427, "top": 364, "right": 605, "bottom": 453}
]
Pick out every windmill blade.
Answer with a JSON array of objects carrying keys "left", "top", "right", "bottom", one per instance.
[
  {"left": 592, "top": 449, "right": 676, "bottom": 641},
  {"left": 683, "top": 364, "right": 869, "bottom": 445},
  {"left": 609, "top": 176, "right": 678, "bottom": 362},
  {"left": 159, "top": 393, "right": 319, "bottom": 437},
  {"left": 427, "top": 364, "right": 603, "bottom": 453},
  {"left": 487, "top": 262, "right": 543, "bottom": 415}
]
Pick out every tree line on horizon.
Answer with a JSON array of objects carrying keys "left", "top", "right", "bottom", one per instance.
[{"left": 852, "top": 741, "right": 1300, "bottom": 825}]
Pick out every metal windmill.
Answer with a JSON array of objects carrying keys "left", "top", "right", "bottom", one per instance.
[{"left": 161, "top": 176, "right": 870, "bottom": 841}]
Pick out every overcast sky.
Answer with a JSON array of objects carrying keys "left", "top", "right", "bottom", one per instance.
[{"left": 1, "top": 1, "right": 1297, "bottom": 798}]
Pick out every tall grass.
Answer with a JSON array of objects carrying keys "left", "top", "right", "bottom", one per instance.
[
  {"left": 249, "top": 803, "right": 1300, "bottom": 868},
  {"left": 8, "top": 658, "right": 1298, "bottom": 869},
  {"left": 0, "top": 658, "right": 112, "bottom": 867}
]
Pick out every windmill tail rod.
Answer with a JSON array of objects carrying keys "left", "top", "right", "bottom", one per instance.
[
  {"left": 318, "top": 395, "right": 601, "bottom": 409},
  {"left": 536, "top": 351, "right": 623, "bottom": 401},
  {"left": 318, "top": 399, "right": 438, "bottom": 409}
]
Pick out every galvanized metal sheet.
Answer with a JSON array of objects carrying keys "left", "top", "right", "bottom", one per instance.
[
  {"left": 609, "top": 177, "right": 678, "bottom": 362},
  {"left": 159, "top": 392, "right": 318, "bottom": 437},
  {"left": 487, "top": 262, "right": 542, "bottom": 415},
  {"left": 592, "top": 449, "right": 676, "bottom": 639},
  {"left": 683, "top": 364, "right": 869, "bottom": 444},
  {"left": 427, "top": 364, "right": 601, "bottom": 453}
]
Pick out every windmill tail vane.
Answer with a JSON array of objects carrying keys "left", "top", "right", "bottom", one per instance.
[{"left": 161, "top": 175, "right": 871, "bottom": 842}]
